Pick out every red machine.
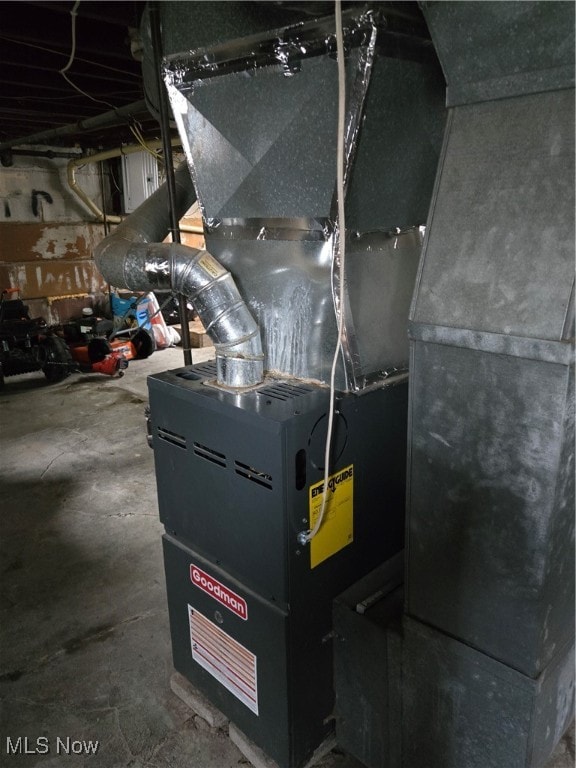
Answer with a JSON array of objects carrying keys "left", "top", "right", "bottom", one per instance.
[
  {"left": 69, "top": 338, "right": 128, "bottom": 377},
  {"left": 67, "top": 327, "right": 155, "bottom": 377}
]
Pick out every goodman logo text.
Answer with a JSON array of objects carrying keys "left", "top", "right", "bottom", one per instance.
[{"left": 190, "top": 565, "right": 248, "bottom": 620}]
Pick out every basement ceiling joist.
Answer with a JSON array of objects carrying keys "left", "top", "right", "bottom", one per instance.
[{"left": 0, "top": 0, "right": 163, "bottom": 150}]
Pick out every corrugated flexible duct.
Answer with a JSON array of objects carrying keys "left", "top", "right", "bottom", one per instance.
[{"left": 93, "top": 163, "right": 264, "bottom": 388}]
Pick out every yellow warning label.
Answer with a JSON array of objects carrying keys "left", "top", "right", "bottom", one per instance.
[
  {"left": 309, "top": 464, "right": 354, "bottom": 568},
  {"left": 198, "top": 254, "right": 225, "bottom": 280}
]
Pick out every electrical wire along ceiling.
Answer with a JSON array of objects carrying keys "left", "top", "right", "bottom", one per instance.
[{"left": 0, "top": 0, "right": 160, "bottom": 150}]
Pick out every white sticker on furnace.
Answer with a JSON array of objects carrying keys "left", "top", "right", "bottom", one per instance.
[{"left": 188, "top": 605, "right": 258, "bottom": 715}]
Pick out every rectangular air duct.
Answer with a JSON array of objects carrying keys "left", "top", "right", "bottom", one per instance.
[{"left": 162, "top": 6, "right": 445, "bottom": 390}]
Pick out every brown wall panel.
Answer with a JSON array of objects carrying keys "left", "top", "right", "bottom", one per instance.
[
  {"left": 0, "top": 222, "right": 107, "bottom": 263},
  {"left": 0, "top": 261, "right": 107, "bottom": 300}
]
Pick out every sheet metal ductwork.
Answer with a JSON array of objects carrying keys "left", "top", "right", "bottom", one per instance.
[
  {"left": 400, "top": 5, "right": 575, "bottom": 765},
  {"left": 141, "top": 5, "right": 446, "bottom": 767},
  {"left": 333, "top": 4, "right": 575, "bottom": 768},
  {"left": 93, "top": 164, "right": 264, "bottom": 388},
  {"left": 135, "top": 3, "right": 574, "bottom": 768},
  {"left": 158, "top": 5, "right": 445, "bottom": 390}
]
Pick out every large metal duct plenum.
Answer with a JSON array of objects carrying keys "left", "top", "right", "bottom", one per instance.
[
  {"left": 329, "top": 4, "right": 575, "bottom": 768},
  {"left": 401, "top": 3, "right": 575, "bottom": 767},
  {"left": 159, "top": 4, "right": 446, "bottom": 390}
]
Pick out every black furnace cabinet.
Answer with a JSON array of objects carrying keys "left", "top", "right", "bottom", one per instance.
[{"left": 148, "top": 361, "right": 407, "bottom": 768}]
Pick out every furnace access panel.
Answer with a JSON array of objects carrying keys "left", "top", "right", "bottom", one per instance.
[{"left": 148, "top": 361, "right": 407, "bottom": 768}]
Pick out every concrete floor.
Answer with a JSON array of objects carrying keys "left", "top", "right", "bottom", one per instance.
[{"left": 0, "top": 346, "right": 573, "bottom": 768}]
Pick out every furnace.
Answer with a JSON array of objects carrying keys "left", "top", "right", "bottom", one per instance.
[
  {"left": 149, "top": 363, "right": 408, "bottom": 767},
  {"left": 138, "top": 9, "right": 444, "bottom": 765},
  {"left": 90, "top": 3, "right": 574, "bottom": 768}
]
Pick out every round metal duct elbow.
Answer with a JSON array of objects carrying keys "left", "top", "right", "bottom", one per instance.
[
  {"left": 171, "top": 247, "right": 264, "bottom": 389},
  {"left": 92, "top": 162, "right": 263, "bottom": 388},
  {"left": 95, "top": 240, "right": 264, "bottom": 389}
]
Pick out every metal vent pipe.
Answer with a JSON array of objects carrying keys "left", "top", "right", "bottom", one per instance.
[{"left": 94, "top": 163, "right": 264, "bottom": 388}]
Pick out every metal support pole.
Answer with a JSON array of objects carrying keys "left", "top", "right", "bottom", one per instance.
[{"left": 149, "top": 2, "right": 193, "bottom": 366}]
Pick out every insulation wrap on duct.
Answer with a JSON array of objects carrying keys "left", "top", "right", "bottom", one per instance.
[{"left": 93, "top": 164, "right": 264, "bottom": 389}]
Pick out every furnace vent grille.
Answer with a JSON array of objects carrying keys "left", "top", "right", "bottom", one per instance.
[
  {"left": 175, "top": 361, "right": 218, "bottom": 382},
  {"left": 193, "top": 361, "right": 218, "bottom": 377},
  {"left": 234, "top": 460, "right": 273, "bottom": 490},
  {"left": 158, "top": 427, "right": 187, "bottom": 449},
  {"left": 258, "top": 382, "right": 316, "bottom": 401},
  {"left": 193, "top": 442, "right": 226, "bottom": 467}
]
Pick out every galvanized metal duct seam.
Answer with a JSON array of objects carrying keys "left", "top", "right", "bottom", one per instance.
[{"left": 93, "top": 164, "right": 264, "bottom": 388}]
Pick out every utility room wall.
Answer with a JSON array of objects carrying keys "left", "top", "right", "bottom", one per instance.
[
  {"left": 0, "top": 149, "right": 206, "bottom": 326},
  {"left": 0, "top": 148, "right": 109, "bottom": 324}
]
